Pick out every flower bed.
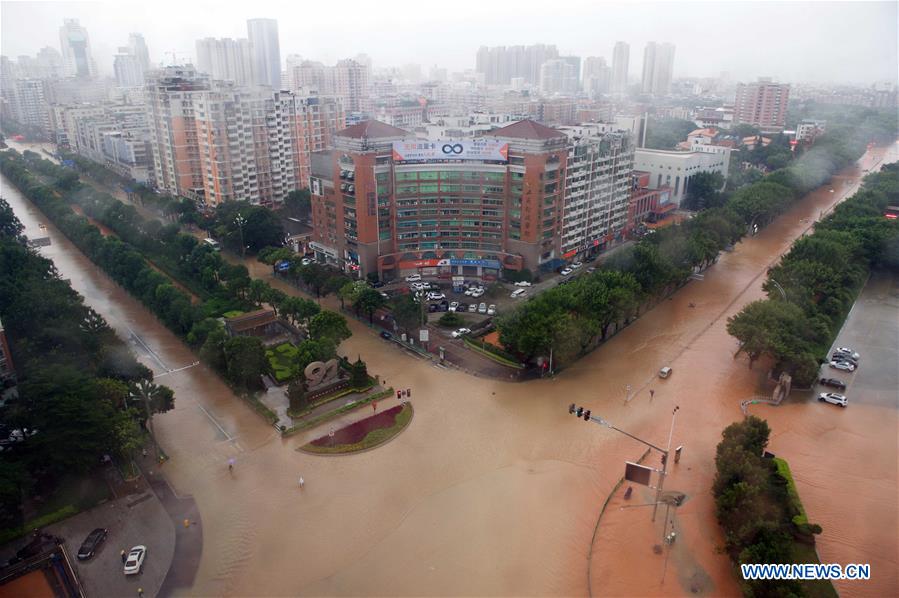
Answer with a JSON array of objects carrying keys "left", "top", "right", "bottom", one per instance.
[{"left": 300, "top": 403, "right": 412, "bottom": 454}]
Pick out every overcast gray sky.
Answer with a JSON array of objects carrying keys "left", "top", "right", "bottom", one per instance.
[{"left": 1, "top": 0, "right": 896, "bottom": 85}]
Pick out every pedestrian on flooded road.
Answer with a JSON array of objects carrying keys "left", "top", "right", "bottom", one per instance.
[
  {"left": 298, "top": 476, "right": 305, "bottom": 489},
  {"left": 120, "top": 549, "right": 126, "bottom": 563},
  {"left": 372, "top": 401, "right": 377, "bottom": 412}
]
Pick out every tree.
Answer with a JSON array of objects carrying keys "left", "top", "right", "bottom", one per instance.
[
  {"left": 682, "top": 171, "right": 725, "bottom": 211},
  {"left": 437, "top": 312, "right": 463, "bottom": 328},
  {"left": 280, "top": 296, "right": 320, "bottom": 328},
  {"left": 643, "top": 118, "right": 697, "bottom": 150},
  {"left": 223, "top": 336, "right": 269, "bottom": 390},
  {"left": 287, "top": 378, "right": 309, "bottom": 413},
  {"left": 284, "top": 188, "right": 311, "bottom": 220},
  {"left": 128, "top": 379, "right": 175, "bottom": 458},
  {"left": 349, "top": 356, "right": 369, "bottom": 388},
  {"left": 354, "top": 287, "right": 387, "bottom": 324},
  {"left": 298, "top": 263, "right": 332, "bottom": 296},
  {"left": 308, "top": 311, "right": 351, "bottom": 345},
  {"left": 0, "top": 197, "right": 25, "bottom": 241},
  {"left": 392, "top": 294, "right": 425, "bottom": 331}
]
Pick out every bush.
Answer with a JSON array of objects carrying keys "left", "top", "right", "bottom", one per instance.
[{"left": 438, "top": 312, "right": 463, "bottom": 328}]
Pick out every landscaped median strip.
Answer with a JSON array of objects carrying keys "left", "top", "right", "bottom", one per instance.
[
  {"left": 298, "top": 403, "right": 413, "bottom": 455},
  {"left": 281, "top": 388, "right": 395, "bottom": 436}
]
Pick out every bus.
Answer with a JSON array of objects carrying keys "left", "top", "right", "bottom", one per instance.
[{"left": 203, "top": 238, "right": 221, "bottom": 251}]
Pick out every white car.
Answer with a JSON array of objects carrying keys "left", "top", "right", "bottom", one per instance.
[
  {"left": 427, "top": 292, "right": 446, "bottom": 301},
  {"left": 451, "top": 327, "right": 471, "bottom": 338},
  {"left": 818, "top": 392, "right": 848, "bottom": 407},
  {"left": 829, "top": 360, "right": 855, "bottom": 372},
  {"left": 405, "top": 274, "right": 422, "bottom": 282},
  {"left": 123, "top": 546, "right": 146, "bottom": 575},
  {"left": 478, "top": 302, "right": 487, "bottom": 314},
  {"left": 514, "top": 281, "right": 532, "bottom": 287},
  {"left": 301, "top": 257, "right": 313, "bottom": 265},
  {"left": 834, "top": 347, "right": 860, "bottom": 360},
  {"left": 511, "top": 289, "right": 527, "bottom": 298},
  {"left": 468, "top": 303, "right": 478, "bottom": 313},
  {"left": 571, "top": 261, "right": 583, "bottom": 269},
  {"left": 411, "top": 282, "right": 426, "bottom": 291},
  {"left": 470, "top": 289, "right": 485, "bottom": 298},
  {"left": 561, "top": 267, "right": 573, "bottom": 276},
  {"left": 487, "top": 304, "right": 496, "bottom": 316},
  {"left": 449, "top": 301, "right": 459, "bottom": 312},
  {"left": 464, "top": 288, "right": 475, "bottom": 296}
]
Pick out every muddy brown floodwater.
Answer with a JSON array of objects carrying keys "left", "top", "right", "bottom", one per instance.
[{"left": 3, "top": 140, "right": 897, "bottom": 597}]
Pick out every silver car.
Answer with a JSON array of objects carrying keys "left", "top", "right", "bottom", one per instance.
[{"left": 818, "top": 392, "right": 847, "bottom": 407}]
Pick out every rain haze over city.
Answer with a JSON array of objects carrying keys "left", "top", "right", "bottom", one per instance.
[{"left": 0, "top": 1, "right": 896, "bottom": 597}]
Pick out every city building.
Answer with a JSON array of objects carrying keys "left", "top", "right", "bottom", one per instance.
[
  {"left": 59, "top": 102, "right": 152, "bottom": 182},
  {"left": 611, "top": 42, "right": 629, "bottom": 94},
  {"left": 476, "top": 44, "right": 559, "bottom": 85},
  {"left": 195, "top": 37, "right": 254, "bottom": 85},
  {"left": 128, "top": 34, "right": 151, "bottom": 72},
  {"left": 560, "top": 56, "right": 582, "bottom": 90},
  {"left": 145, "top": 65, "right": 210, "bottom": 201},
  {"left": 334, "top": 59, "right": 371, "bottom": 114},
  {"left": 734, "top": 78, "right": 790, "bottom": 132},
  {"left": 9, "top": 79, "right": 51, "bottom": 134},
  {"left": 59, "top": 19, "right": 96, "bottom": 78},
  {"left": 794, "top": 118, "right": 826, "bottom": 143},
  {"left": 626, "top": 170, "right": 670, "bottom": 235},
  {"left": 557, "top": 123, "right": 635, "bottom": 260},
  {"left": 113, "top": 49, "right": 145, "bottom": 87},
  {"left": 582, "top": 57, "right": 612, "bottom": 98},
  {"left": 640, "top": 42, "right": 675, "bottom": 96},
  {"left": 247, "top": 18, "right": 281, "bottom": 88},
  {"left": 633, "top": 144, "right": 730, "bottom": 204},
  {"left": 539, "top": 59, "right": 577, "bottom": 95},
  {"left": 310, "top": 119, "right": 634, "bottom": 279}
]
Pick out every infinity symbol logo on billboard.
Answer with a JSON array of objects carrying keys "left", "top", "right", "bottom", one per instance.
[{"left": 441, "top": 143, "right": 464, "bottom": 155}]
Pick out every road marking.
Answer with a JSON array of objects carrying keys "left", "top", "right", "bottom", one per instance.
[
  {"left": 153, "top": 361, "right": 200, "bottom": 379},
  {"left": 127, "top": 325, "right": 169, "bottom": 372},
  {"left": 197, "top": 404, "right": 233, "bottom": 441}
]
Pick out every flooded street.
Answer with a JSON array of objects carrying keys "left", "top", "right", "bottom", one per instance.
[{"left": 2, "top": 140, "right": 897, "bottom": 597}]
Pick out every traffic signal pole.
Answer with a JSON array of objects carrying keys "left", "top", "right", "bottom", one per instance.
[{"left": 652, "top": 406, "right": 679, "bottom": 523}]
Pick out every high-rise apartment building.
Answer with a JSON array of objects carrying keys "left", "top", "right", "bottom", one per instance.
[
  {"left": 611, "top": 42, "right": 629, "bottom": 93},
  {"left": 582, "top": 57, "right": 612, "bottom": 98},
  {"left": 59, "top": 19, "right": 96, "bottom": 78},
  {"left": 247, "top": 18, "right": 281, "bottom": 88},
  {"left": 539, "top": 59, "right": 577, "bottom": 95},
  {"left": 145, "top": 65, "right": 209, "bottom": 200},
  {"left": 476, "top": 44, "right": 559, "bottom": 85},
  {"left": 128, "top": 34, "right": 151, "bottom": 71},
  {"left": 286, "top": 58, "right": 332, "bottom": 93},
  {"left": 114, "top": 49, "right": 144, "bottom": 87},
  {"left": 335, "top": 59, "right": 371, "bottom": 114},
  {"left": 641, "top": 42, "right": 675, "bottom": 96},
  {"left": 195, "top": 38, "right": 254, "bottom": 85},
  {"left": 560, "top": 56, "right": 582, "bottom": 90},
  {"left": 734, "top": 78, "right": 790, "bottom": 132}
]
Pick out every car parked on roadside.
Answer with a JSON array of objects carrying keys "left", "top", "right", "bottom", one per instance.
[
  {"left": 829, "top": 360, "right": 855, "bottom": 372},
  {"left": 458, "top": 302, "right": 468, "bottom": 312},
  {"left": 571, "top": 261, "right": 583, "bottom": 269},
  {"left": 818, "top": 392, "right": 848, "bottom": 407},
  {"left": 428, "top": 303, "right": 439, "bottom": 312},
  {"left": 76, "top": 528, "right": 108, "bottom": 560},
  {"left": 451, "top": 327, "right": 471, "bottom": 338},
  {"left": 405, "top": 274, "right": 421, "bottom": 282},
  {"left": 380, "top": 331, "right": 392, "bottom": 340},
  {"left": 487, "top": 304, "right": 496, "bottom": 316},
  {"left": 560, "top": 267, "right": 573, "bottom": 276},
  {"left": 478, "top": 302, "right": 487, "bottom": 314},
  {"left": 586, "top": 267, "right": 595, "bottom": 274},
  {"left": 449, "top": 301, "right": 459, "bottom": 312},
  {"left": 468, "top": 303, "right": 478, "bottom": 313},
  {"left": 123, "top": 546, "right": 146, "bottom": 575},
  {"left": 819, "top": 378, "right": 847, "bottom": 390},
  {"left": 511, "top": 289, "right": 527, "bottom": 298},
  {"left": 834, "top": 347, "right": 860, "bottom": 360},
  {"left": 514, "top": 281, "right": 532, "bottom": 287},
  {"left": 831, "top": 354, "right": 858, "bottom": 367}
]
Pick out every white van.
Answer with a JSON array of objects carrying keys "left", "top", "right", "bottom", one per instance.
[
  {"left": 203, "top": 238, "right": 221, "bottom": 251},
  {"left": 658, "top": 366, "right": 672, "bottom": 379},
  {"left": 511, "top": 288, "right": 527, "bottom": 298}
]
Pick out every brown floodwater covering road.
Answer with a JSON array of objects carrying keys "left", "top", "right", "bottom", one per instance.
[{"left": 3, "top": 140, "right": 896, "bottom": 597}]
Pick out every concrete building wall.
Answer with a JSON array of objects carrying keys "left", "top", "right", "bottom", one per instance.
[{"left": 633, "top": 145, "right": 729, "bottom": 204}]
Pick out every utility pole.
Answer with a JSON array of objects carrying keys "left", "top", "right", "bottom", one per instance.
[{"left": 653, "top": 405, "right": 679, "bottom": 523}]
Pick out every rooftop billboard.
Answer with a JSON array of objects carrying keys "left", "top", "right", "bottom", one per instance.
[{"left": 392, "top": 140, "right": 508, "bottom": 162}]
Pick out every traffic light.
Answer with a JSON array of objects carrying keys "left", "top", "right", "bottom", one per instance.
[
  {"left": 576, "top": 407, "right": 584, "bottom": 417},
  {"left": 583, "top": 409, "right": 591, "bottom": 421},
  {"left": 396, "top": 390, "right": 402, "bottom": 399},
  {"left": 568, "top": 403, "right": 576, "bottom": 414}
]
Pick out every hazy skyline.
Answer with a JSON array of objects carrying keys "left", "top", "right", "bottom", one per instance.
[{"left": 1, "top": 0, "right": 896, "bottom": 85}]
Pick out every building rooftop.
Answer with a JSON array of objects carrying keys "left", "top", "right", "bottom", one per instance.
[
  {"left": 488, "top": 119, "right": 565, "bottom": 140},
  {"left": 335, "top": 120, "right": 409, "bottom": 139}
]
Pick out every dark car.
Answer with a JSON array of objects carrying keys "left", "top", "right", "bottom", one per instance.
[
  {"left": 379, "top": 331, "right": 392, "bottom": 340},
  {"left": 819, "top": 378, "right": 847, "bottom": 390},
  {"left": 428, "top": 303, "right": 439, "bottom": 313},
  {"left": 830, "top": 354, "right": 858, "bottom": 367},
  {"left": 77, "top": 528, "right": 108, "bottom": 560},
  {"left": 371, "top": 280, "right": 385, "bottom": 288}
]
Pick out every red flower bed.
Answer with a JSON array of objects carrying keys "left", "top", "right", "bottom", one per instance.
[{"left": 311, "top": 404, "right": 404, "bottom": 446}]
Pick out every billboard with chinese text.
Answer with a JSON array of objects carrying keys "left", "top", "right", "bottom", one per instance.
[{"left": 392, "top": 140, "right": 508, "bottom": 162}]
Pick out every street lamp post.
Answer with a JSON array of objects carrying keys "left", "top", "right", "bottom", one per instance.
[
  {"left": 234, "top": 215, "right": 247, "bottom": 259},
  {"left": 769, "top": 278, "right": 787, "bottom": 301}
]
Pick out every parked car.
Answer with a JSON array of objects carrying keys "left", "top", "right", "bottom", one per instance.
[
  {"left": 405, "top": 274, "right": 422, "bottom": 282},
  {"left": 586, "top": 267, "right": 596, "bottom": 274},
  {"left": 478, "top": 302, "right": 487, "bottom": 314},
  {"left": 470, "top": 289, "right": 485, "bottom": 298},
  {"left": 560, "top": 267, "right": 573, "bottom": 276},
  {"left": 487, "top": 304, "right": 496, "bottom": 316},
  {"left": 428, "top": 303, "right": 439, "bottom": 313},
  {"left": 511, "top": 289, "right": 527, "bottom": 298},
  {"left": 464, "top": 288, "right": 475, "bottom": 296},
  {"left": 410, "top": 282, "right": 426, "bottom": 291},
  {"left": 371, "top": 280, "right": 385, "bottom": 288},
  {"left": 571, "top": 261, "right": 583, "bottom": 269},
  {"left": 831, "top": 354, "right": 858, "bottom": 367},
  {"left": 451, "top": 327, "right": 471, "bottom": 338},
  {"left": 427, "top": 292, "right": 446, "bottom": 301},
  {"left": 380, "top": 331, "right": 392, "bottom": 340},
  {"left": 834, "top": 347, "right": 860, "bottom": 360},
  {"left": 828, "top": 360, "right": 855, "bottom": 372},
  {"left": 77, "top": 528, "right": 108, "bottom": 560},
  {"left": 439, "top": 300, "right": 449, "bottom": 312},
  {"left": 514, "top": 281, "right": 532, "bottom": 287},
  {"left": 819, "top": 378, "right": 847, "bottom": 390},
  {"left": 468, "top": 303, "right": 478, "bottom": 313},
  {"left": 458, "top": 302, "right": 468, "bottom": 312},
  {"left": 300, "top": 257, "right": 313, "bottom": 266},
  {"left": 658, "top": 366, "right": 672, "bottom": 379},
  {"left": 818, "top": 392, "right": 848, "bottom": 407},
  {"left": 123, "top": 546, "right": 146, "bottom": 575},
  {"left": 449, "top": 301, "right": 459, "bottom": 312}
]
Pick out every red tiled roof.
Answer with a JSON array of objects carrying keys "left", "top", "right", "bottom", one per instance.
[
  {"left": 488, "top": 119, "right": 565, "bottom": 140},
  {"left": 335, "top": 120, "right": 409, "bottom": 139}
]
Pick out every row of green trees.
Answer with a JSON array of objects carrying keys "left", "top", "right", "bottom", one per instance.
[
  {"left": 726, "top": 164, "right": 899, "bottom": 386},
  {"left": 0, "top": 198, "right": 174, "bottom": 530},
  {"left": 0, "top": 150, "right": 353, "bottom": 393},
  {"left": 496, "top": 128, "right": 876, "bottom": 369},
  {"left": 713, "top": 417, "right": 825, "bottom": 597}
]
